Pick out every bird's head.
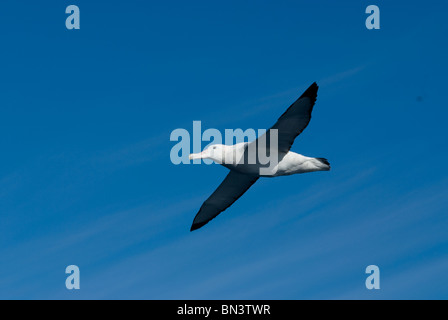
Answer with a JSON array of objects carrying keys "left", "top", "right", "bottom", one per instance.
[{"left": 189, "top": 144, "right": 227, "bottom": 163}]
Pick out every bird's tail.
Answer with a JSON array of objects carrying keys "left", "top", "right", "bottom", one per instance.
[{"left": 315, "top": 157, "right": 331, "bottom": 171}]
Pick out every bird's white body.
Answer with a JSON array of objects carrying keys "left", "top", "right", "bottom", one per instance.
[
  {"left": 195, "top": 143, "right": 330, "bottom": 177},
  {"left": 264, "top": 151, "right": 330, "bottom": 176}
]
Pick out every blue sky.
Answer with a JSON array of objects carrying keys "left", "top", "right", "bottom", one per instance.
[{"left": 0, "top": 1, "right": 447, "bottom": 299}]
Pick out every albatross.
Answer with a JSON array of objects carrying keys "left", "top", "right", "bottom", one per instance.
[{"left": 188, "top": 82, "right": 330, "bottom": 231}]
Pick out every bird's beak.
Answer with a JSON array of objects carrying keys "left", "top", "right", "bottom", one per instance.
[{"left": 189, "top": 150, "right": 208, "bottom": 160}]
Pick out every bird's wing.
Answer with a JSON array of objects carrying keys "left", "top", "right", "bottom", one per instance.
[
  {"left": 191, "top": 171, "right": 259, "bottom": 231},
  {"left": 254, "top": 82, "right": 319, "bottom": 154}
]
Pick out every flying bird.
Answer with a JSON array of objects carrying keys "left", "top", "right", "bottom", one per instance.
[{"left": 189, "top": 82, "right": 330, "bottom": 231}]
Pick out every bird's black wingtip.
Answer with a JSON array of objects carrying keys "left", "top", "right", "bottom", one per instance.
[
  {"left": 297, "top": 82, "right": 319, "bottom": 104},
  {"left": 190, "top": 221, "right": 207, "bottom": 232}
]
